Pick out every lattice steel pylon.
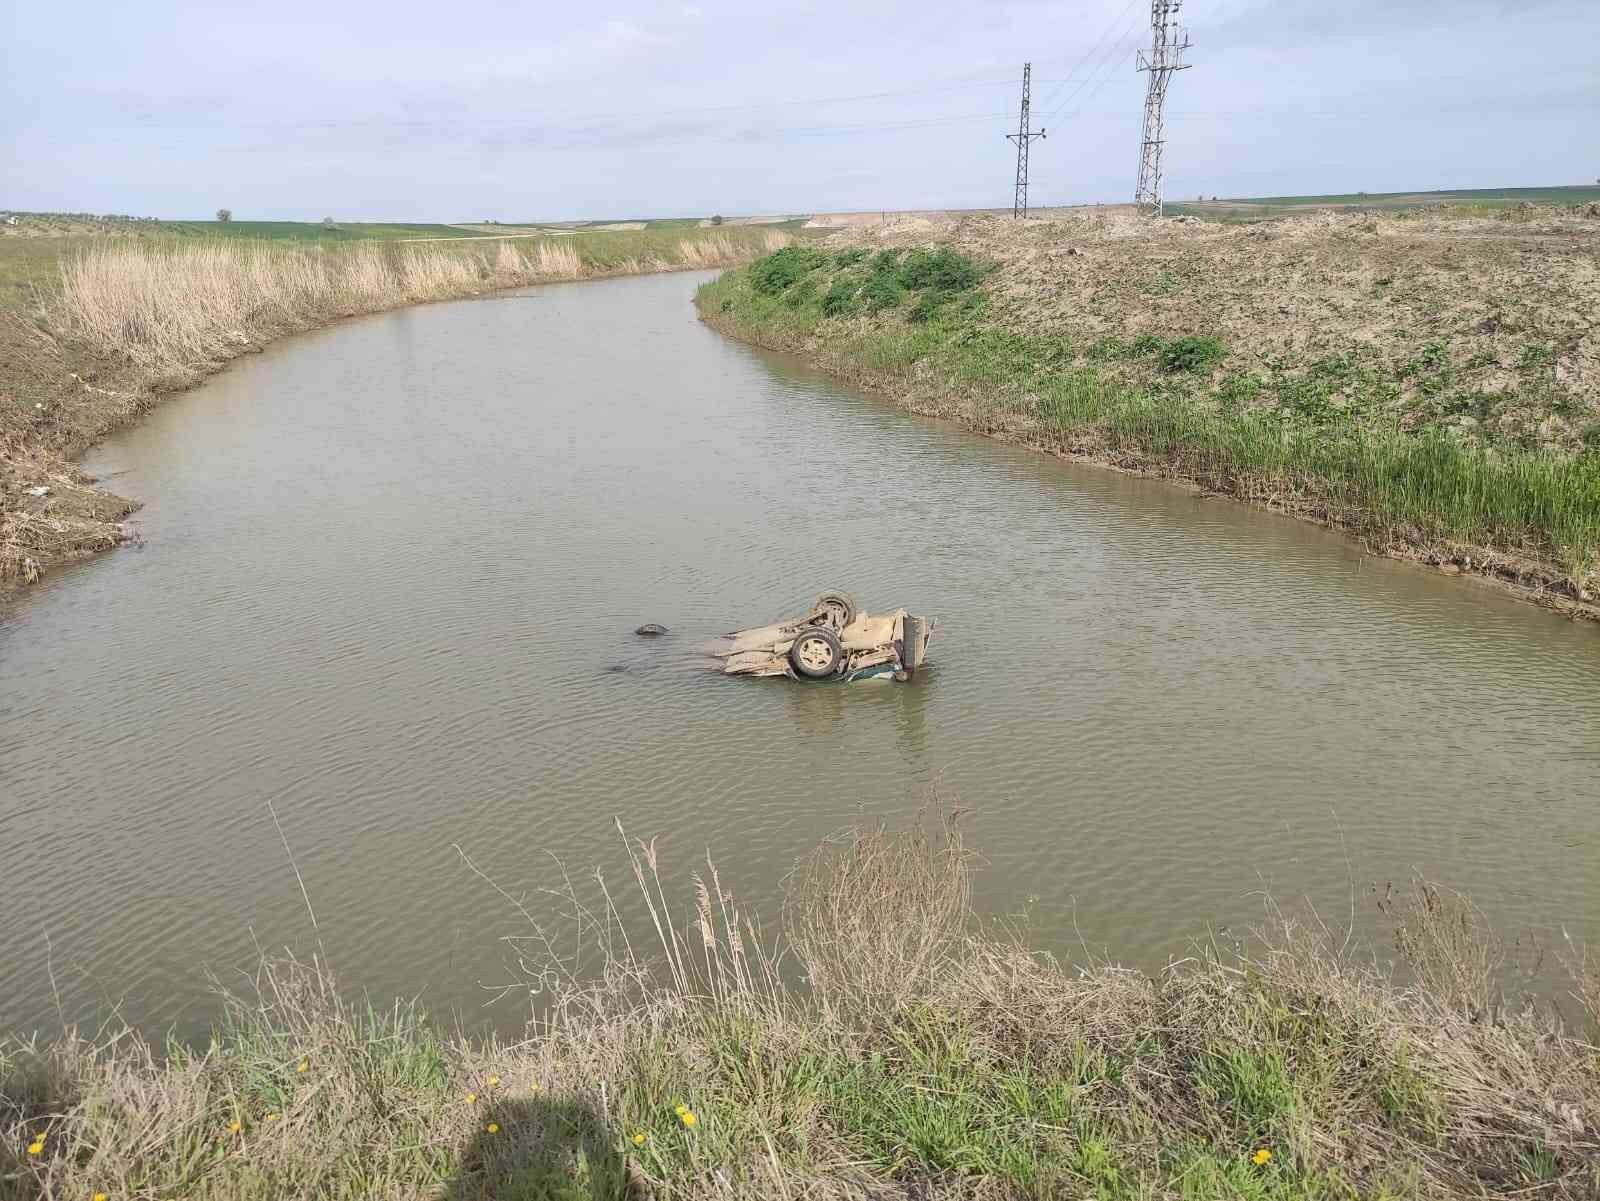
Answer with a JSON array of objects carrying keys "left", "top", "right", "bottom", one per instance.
[
  {"left": 1006, "top": 62, "right": 1046, "bottom": 218},
  {"left": 1134, "top": 0, "right": 1192, "bottom": 217}
]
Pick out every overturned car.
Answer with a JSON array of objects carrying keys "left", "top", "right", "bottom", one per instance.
[{"left": 716, "top": 591, "right": 934, "bottom": 683}]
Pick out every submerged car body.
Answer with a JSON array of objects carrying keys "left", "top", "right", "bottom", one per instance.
[{"left": 716, "top": 591, "right": 934, "bottom": 683}]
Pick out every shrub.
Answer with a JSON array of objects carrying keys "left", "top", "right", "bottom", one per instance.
[
  {"left": 899, "top": 247, "right": 981, "bottom": 293},
  {"left": 821, "top": 277, "right": 860, "bottom": 316},
  {"left": 907, "top": 291, "right": 943, "bottom": 323},
  {"left": 785, "top": 276, "right": 819, "bottom": 308},
  {"left": 1160, "top": 335, "right": 1226, "bottom": 374},
  {"left": 861, "top": 273, "right": 904, "bottom": 312},
  {"left": 834, "top": 247, "right": 869, "bottom": 267},
  {"left": 750, "top": 246, "right": 827, "bottom": 296},
  {"left": 869, "top": 249, "right": 901, "bottom": 275}
]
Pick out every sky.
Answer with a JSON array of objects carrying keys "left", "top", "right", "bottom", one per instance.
[{"left": 3, "top": 0, "right": 1596, "bottom": 221}]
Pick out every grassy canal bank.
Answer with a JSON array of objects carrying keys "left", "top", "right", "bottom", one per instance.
[
  {"left": 0, "top": 225, "right": 790, "bottom": 584},
  {"left": 4, "top": 820, "right": 1599, "bottom": 1200},
  {"left": 696, "top": 209, "right": 1600, "bottom": 620}
]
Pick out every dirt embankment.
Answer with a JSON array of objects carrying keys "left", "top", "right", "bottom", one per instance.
[
  {"left": 698, "top": 206, "right": 1600, "bottom": 621},
  {"left": 859, "top": 206, "right": 1600, "bottom": 451}
]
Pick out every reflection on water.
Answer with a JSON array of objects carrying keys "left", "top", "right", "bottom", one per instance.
[{"left": 3, "top": 270, "right": 1598, "bottom": 1037}]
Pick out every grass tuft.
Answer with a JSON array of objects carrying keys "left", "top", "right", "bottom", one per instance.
[{"left": 4, "top": 817, "right": 1600, "bottom": 1199}]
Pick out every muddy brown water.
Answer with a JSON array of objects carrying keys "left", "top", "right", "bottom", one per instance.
[{"left": 4, "top": 270, "right": 1599, "bottom": 1037}]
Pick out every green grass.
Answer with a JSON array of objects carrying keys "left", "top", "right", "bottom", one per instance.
[
  {"left": 159, "top": 220, "right": 487, "bottom": 241},
  {"left": 698, "top": 249, "right": 1600, "bottom": 589},
  {"left": 0, "top": 237, "right": 96, "bottom": 307},
  {"left": 5, "top": 821, "right": 1598, "bottom": 1200}
]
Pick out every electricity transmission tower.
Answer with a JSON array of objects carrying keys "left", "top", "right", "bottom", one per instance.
[
  {"left": 1006, "top": 62, "right": 1046, "bottom": 218},
  {"left": 1134, "top": 0, "right": 1192, "bottom": 216}
]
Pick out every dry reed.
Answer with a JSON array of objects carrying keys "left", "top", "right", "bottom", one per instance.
[{"left": 50, "top": 231, "right": 783, "bottom": 381}]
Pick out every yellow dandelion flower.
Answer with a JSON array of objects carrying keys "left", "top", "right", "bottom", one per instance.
[
  {"left": 27, "top": 1141, "right": 44, "bottom": 1156},
  {"left": 265, "top": 1113, "right": 279, "bottom": 1122},
  {"left": 228, "top": 1121, "right": 242, "bottom": 1134},
  {"left": 680, "top": 1111, "right": 697, "bottom": 1129},
  {"left": 673, "top": 1104, "right": 687, "bottom": 1116},
  {"left": 488, "top": 1075, "right": 500, "bottom": 1086},
  {"left": 296, "top": 1059, "right": 309, "bottom": 1073},
  {"left": 34, "top": 1130, "right": 47, "bottom": 1141},
  {"left": 529, "top": 1081, "right": 540, "bottom": 1093},
  {"left": 486, "top": 1122, "right": 499, "bottom": 1134},
  {"left": 1252, "top": 1148, "right": 1272, "bottom": 1166},
  {"left": 95, "top": 1194, "right": 110, "bottom": 1201},
  {"left": 465, "top": 1092, "right": 477, "bottom": 1103},
  {"left": 632, "top": 1131, "right": 647, "bottom": 1147}
]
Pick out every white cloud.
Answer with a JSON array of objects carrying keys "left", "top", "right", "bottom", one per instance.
[{"left": 591, "top": 19, "right": 674, "bottom": 62}]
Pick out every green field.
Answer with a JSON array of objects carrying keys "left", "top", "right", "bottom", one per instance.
[
  {"left": 1168, "top": 183, "right": 1600, "bottom": 221},
  {"left": 155, "top": 220, "right": 486, "bottom": 241}
]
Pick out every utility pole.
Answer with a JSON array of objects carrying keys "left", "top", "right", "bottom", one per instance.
[
  {"left": 1006, "top": 62, "right": 1046, "bottom": 218},
  {"left": 1134, "top": 0, "right": 1192, "bottom": 216}
]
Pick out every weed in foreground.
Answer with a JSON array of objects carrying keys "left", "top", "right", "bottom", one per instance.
[{"left": 4, "top": 812, "right": 1600, "bottom": 1199}]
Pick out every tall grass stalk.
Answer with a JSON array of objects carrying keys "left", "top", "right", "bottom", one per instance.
[
  {"left": 52, "top": 229, "right": 791, "bottom": 377},
  {"left": 4, "top": 816, "right": 1598, "bottom": 1199}
]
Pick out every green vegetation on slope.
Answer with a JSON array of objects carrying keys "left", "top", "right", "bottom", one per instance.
[
  {"left": 698, "top": 247, "right": 1600, "bottom": 595},
  {"left": 4, "top": 820, "right": 1598, "bottom": 1199}
]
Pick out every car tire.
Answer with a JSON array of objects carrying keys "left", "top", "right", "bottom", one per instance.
[
  {"left": 901, "top": 616, "right": 927, "bottom": 677},
  {"left": 789, "top": 626, "right": 843, "bottom": 678},
  {"left": 811, "top": 590, "right": 858, "bottom": 629}
]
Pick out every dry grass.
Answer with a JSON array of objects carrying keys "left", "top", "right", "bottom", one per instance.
[
  {"left": 1, "top": 226, "right": 788, "bottom": 584},
  {"left": 49, "top": 236, "right": 766, "bottom": 375},
  {"left": 4, "top": 815, "right": 1598, "bottom": 1200}
]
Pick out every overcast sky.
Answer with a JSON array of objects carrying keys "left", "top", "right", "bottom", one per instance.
[{"left": 3, "top": 0, "right": 1595, "bottom": 221}]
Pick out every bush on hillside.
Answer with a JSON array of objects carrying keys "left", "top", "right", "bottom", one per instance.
[
  {"left": 861, "top": 273, "right": 904, "bottom": 312},
  {"left": 899, "top": 247, "right": 981, "bottom": 293},
  {"left": 821, "top": 277, "right": 860, "bottom": 316},
  {"left": 750, "top": 246, "right": 827, "bottom": 296}
]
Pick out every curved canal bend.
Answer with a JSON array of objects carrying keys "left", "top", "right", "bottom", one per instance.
[{"left": 4, "top": 270, "right": 1598, "bottom": 1035}]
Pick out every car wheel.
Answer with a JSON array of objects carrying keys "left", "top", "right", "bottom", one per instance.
[
  {"left": 811, "top": 590, "right": 858, "bottom": 629},
  {"left": 900, "top": 615, "right": 927, "bottom": 677},
  {"left": 789, "top": 626, "right": 843, "bottom": 678}
]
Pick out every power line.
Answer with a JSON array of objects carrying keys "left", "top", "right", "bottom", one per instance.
[
  {"left": 1135, "top": 0, "right": 1193, "bottom": 216},
  {"left": 1047, "top": 16, "right": 1150, "bottom": 122},
  {"left": 107, "top": 78, "right": 1100, "bottom": 137},
  {"left": 1005, "top": 64, "right": 1047, "bottom": 217},
  {"left": 1034, "top": 0, "right": 1145, "bottom": 115}
]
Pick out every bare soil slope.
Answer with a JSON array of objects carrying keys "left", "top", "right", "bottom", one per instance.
[{"left": 851, "top": 207, "right": 1600, "bottom": 454}]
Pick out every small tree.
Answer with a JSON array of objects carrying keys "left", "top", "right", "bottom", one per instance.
[
  {"left": 322, "top": 216, "right": 335, "bottom": 228},
  {"left": 710, "top": 214, "right": 724, "bottom": 226},
  {"left": 216, "top": 208, "right": 233, "bottom": 222}
]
